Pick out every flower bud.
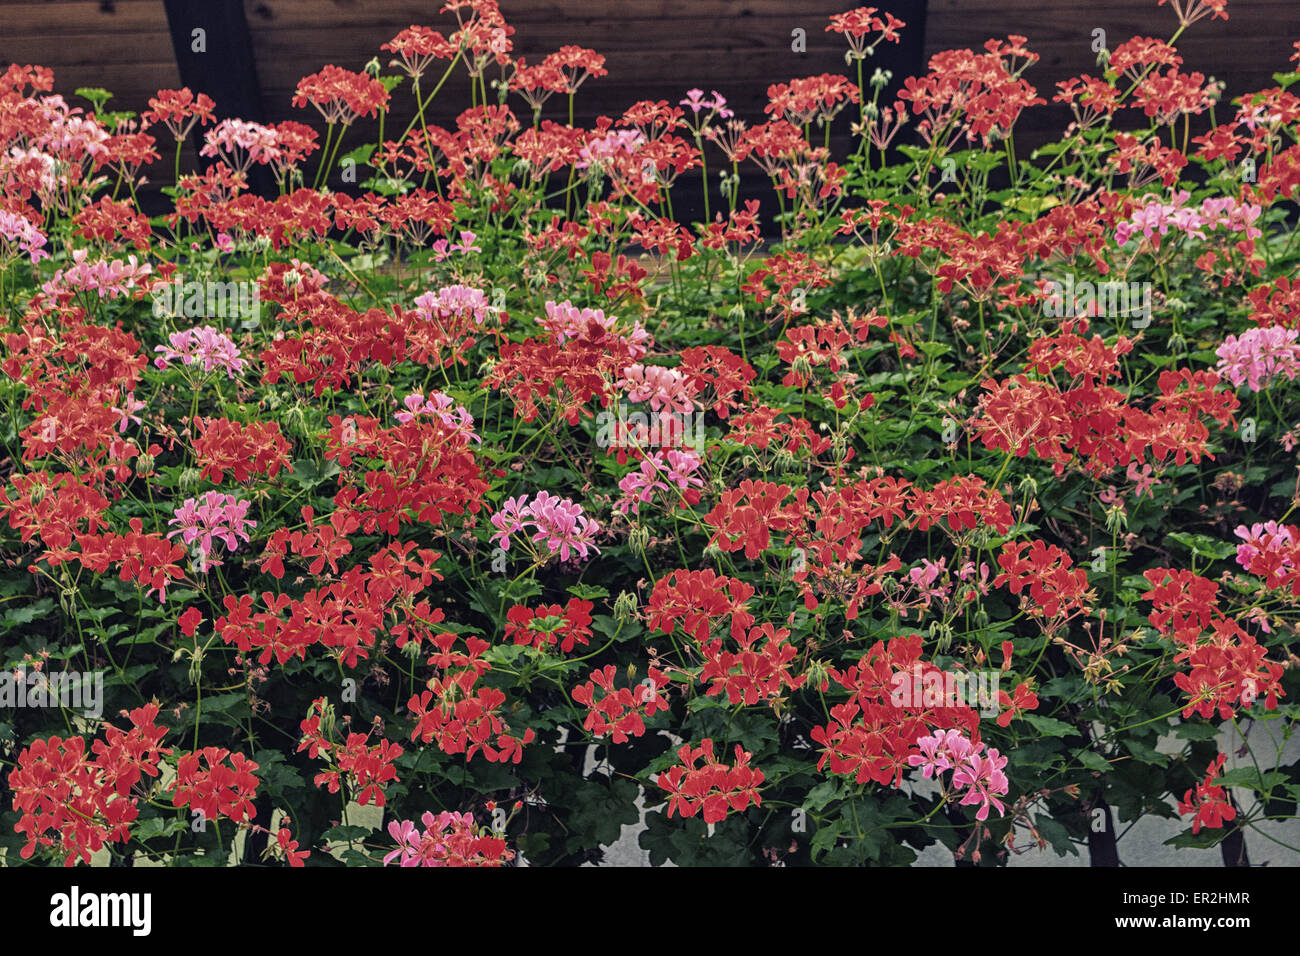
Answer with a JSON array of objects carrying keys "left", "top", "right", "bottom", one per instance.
[
  {"left": 613, "top": 589, "right": 639, "bottom": 622},
  {"left": 930, "top": 621, "right": 954, "bottom": 655},
  {"left": 179, "top": 466, "right": 201, "bottom": 494},
  {"left": 282, "top": 403, "right": 309, "bottom": 440},
  {"left": 803, "top": 657, "right": 832, "bottom": 691}
]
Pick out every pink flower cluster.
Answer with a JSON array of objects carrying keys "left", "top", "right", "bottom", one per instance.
[
  {"left": 382, "top": 810, "right": 512, "bottom": 867},
  {"left": 621, "top": 364, "right": 698, "bottom": 414},
  {"left": 490, "top": 491, "right": 601, "bottom": 563},
  {"left": 615, "top": 449, "right": 704, "bottom": 515},
  {"left": 28, "top": 94, "right": 110, "bottom": 162},
  {"left": 575, "top": 128, "right": 645, "bottom": 170},
  {"left": 1234, "top": 520, "right": 1296, "bottom": 586},
  {"left": 540, "top": 299, "right": 649, "bottom": 357},
  {"left": 200, "top": 119, "right": 281, "bottom": 172},
  {"left": 166, "top": 491, "right": 257, "bottom": 572},
  {"left": 1115, "top": 190, "right": 1263, "bottom": 247},
  {"left": 680, "top": 88, "right": 734, "bottom": 118},
  {"left": 413, "top": 283, "right": 493, "bottom": 325},
  {"left": 0, "top": 209, "right": 48, "bottom": 264},
  {"left": 907, "top": 558, "right": 951, "bottom": 604},
  {"left": 154, "top": 325, "right": 246, "bottom": 378},
  {"left": 395, "top": 390, "right": 479, "bottom": 442},
  {"left": 112, "top": 392, "right": 146, "bottom": 434},
  {"left": 3, "top": 146, "right": 60, "bottom": 196},
  {"left": 429, "top": 230, "right": 482, "bottom": 262},
  {"left": 907, "top": 729, "right": 1009, "bottom": 822},
  {"left": 1215, "top": 326, "right": 1300, "bottom": 392},
  {"left": 41, "top": 249, "right": 152, "bottom": 299}
]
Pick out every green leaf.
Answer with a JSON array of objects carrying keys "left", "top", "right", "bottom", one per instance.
[
  {"left": 1033, "top": 813, "right": 1081, "bottom": 858},
  {"left": 1024, "top": 715, "right": 1078, "bottom": 738},
  {"left": 1075, "top": 749, "right": 1113, "bottom": 773},
  {"left": 1166, "top": 532, "right": 1237, "bottom": 561},
  {"left": 1214, "top": 767, "right": 1287, "bottom": 792},
  {"left": 804, "top": 779, "right": 840, "bottom": 812},
  {"left": 1173, "top": 722, "right": 1220, "bottom": 741},
  {"left": 566, "top": 583, "right": 610, "bottom": 601},
  {"left": 287, "top": 458, "right": 341, "bottom": 490},
  {"left": 1, "top": 599, "right": 54, "bottom": 631},
  {"left": 321, "top": 824, "right": 374, "bottom": 844},
  {"left": 1164, "top": 828, "right": 1224, "bottom": 850},
  {"left": 75, "top": 87, "right": 113, "bottom": 111}
]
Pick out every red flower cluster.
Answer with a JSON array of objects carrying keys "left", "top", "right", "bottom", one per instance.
[
  {"left": 811, "top": 635, "right": 980, "bottom": 788},
  {"left": 218, "top": 541, "right": 444, "bottom": 667},
  {"left": 10, "top": 704, "right": 170, "bottom": 866},
  {"left": 658, "top": 739, "right": 764, "bottom": 825},
  {"left": 299, "top": 698, "right": 403, "bottom": 807},
  {"left": 504, "top": 597, "right": 593, "bottom": 653},
  {"left": 259, "top": 506, "right": 362, "bottom": 580},
  {"left": 292, "top": 65, "right": 390, "bottom": 125},
  {"left": 571, "top": 665, "right": 671, "bottom": 743},
  {"left": 1142, "top": 568, "right": 1285, "bottom": 719},
  {"left": 899, "top": 37, "right": 1045, "bottom": 147},
  {"left": 407, "top": 632, "right": 536, "bottom": 763},
  {"left": 193, "top": 416, "right": 291, "bottom": 484},
  {"left": 994, "top": 540, "right": 1094, "bottom": 627},
  {"left": 976, "top": 322, "right": 1239, "bottom": 476},
  {"left": 646, "top": 568, "right": 756, "bottom": 644},
  {"left": 699, "top": 622, "right": 805, "bottom": 710},
  {"left": 704, "top": 479, "right": 807, "bottom": 561},
  {"left": 170, "top": 746, "right": 260, "bottom": 824},
  {"left": 1177, "top": 753, "right": 1236, "bottom": 834}
]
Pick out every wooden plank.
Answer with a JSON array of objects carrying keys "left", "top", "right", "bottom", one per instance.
[
  {"left": 0, "top": 34, "right": 177, "bottom": 66},
  {"left": 928, "top": 0, "right": 1292, "bottom": 15},
  {"left": 243, "top": 0, "right": 864, "bottom": 29},
  {"left": 1, "top": 0, "right": 172, "bottom": 35}
]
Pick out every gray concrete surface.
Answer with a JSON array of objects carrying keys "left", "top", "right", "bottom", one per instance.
[{"left": 590, "top": 718, "right": 1300, "bottom": 867}]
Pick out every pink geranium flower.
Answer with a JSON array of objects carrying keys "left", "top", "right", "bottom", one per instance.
[{"left": 154, "top": 325, "right": 246, "bottom": 378}]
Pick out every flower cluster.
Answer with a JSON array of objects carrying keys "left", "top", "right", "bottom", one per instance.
[
  {"left": 383, "top": 810, "right": 513, "bottom": 867},
  {"left": 1215, "top": 326, "right": 1300, "bottom": 391},
  {"left": 169, "top": 747, "right": 261, "bottom": 824},
  {"left": 154, "top": 325, "right": 246, "bottom": 378},
  {"left": 1177, "top": 753, "right": 1236, "bottom": 834},
  {"left": 572, "top": 665, "right": 671, "bottom": 743},
  {"left": 298, "top": 698, "right": 403, "bottom": 807},
  {"left": 489, "top": 491, "right": 601, "bottom": 562},
  {"left": 908, "top": 729, "right": 1010, "bottom": 822},
  {"left": 658, "top": 739, "right": 764, "bottom": 825},
  {"left": 167, "top": 491, "right": 257, "bottom": 572},
  {"left": 9, "top": 704, "right": 170, "bottom": 866}
]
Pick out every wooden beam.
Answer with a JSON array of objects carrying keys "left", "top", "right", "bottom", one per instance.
[{"left": 162, "top": 0, "right": 274, "bottom": 194}]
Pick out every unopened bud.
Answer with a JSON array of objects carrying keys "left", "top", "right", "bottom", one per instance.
[
  {"left": 613, "top": 589, "right": 639, "bottom": 622},
  {"left": 178, "top": 466, "right": 201, "bottom": 493}
]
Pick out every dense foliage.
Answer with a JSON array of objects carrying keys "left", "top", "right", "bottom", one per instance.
[{"left": 1, "top": 0, "right": 1298, "bottom": 867}]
